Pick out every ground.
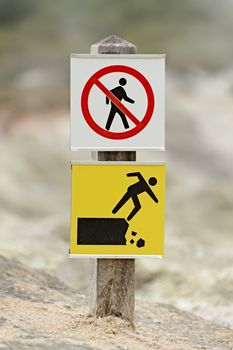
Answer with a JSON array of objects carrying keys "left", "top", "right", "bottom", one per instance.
[{"left": 0, "top": 255, "right": 232, "bottom": 350}]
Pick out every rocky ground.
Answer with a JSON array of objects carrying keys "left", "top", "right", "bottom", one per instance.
[
  {"left": 0, "top": 71, "right": 233, "bottom": 335},
  {"left": 0, "top": 255, "right": 233, "bottom": 350}
]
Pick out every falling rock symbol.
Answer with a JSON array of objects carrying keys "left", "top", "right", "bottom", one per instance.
[
  {"left": 136, "top": 238, "right": 145, "bottom": 248},
  {"left": 77, "top": 218, "right": 129, "bottom": 245},
  {"left": 129, "top": 231, "right": 146, "bottom": 248}
]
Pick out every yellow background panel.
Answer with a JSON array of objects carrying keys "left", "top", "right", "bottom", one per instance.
[{"left": 70, "top": 163, "right": 166, "bottom": 257}]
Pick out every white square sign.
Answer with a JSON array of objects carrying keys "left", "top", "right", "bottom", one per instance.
[{"left": 70, "top": 54, "right": 165, "bottom": 150}]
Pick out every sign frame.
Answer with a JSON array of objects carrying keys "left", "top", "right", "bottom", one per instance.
[
  {"left": 70, "top": 54, "right": 165, "bottom": 151},
  {"left": 69, "top": 161, "right": 166, "bottom": 259}
]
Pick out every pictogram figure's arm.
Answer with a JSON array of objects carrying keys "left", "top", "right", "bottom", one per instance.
[
  {"left": 146, "top": 187, "right": 159, "bottom": 203},
  {"left": 106, "top": 96, "right": 109, "bottom": 104},
  {"left": 127, "top": 172, "right": 143, "bottom": 181},
  {"left": 124, "top": 95, "right": 135, "bottom": 103},
  {"left": 122, "top": 89, "right": 134, "bottom": 104}
]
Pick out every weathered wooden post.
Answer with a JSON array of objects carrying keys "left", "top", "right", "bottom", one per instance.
[{"left": 89, "top": 35, "right": 136, "bottom": 323}]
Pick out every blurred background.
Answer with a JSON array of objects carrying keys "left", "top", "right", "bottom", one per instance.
[{"left": 0, "top": 0, "right": 232, "bottom": 329}]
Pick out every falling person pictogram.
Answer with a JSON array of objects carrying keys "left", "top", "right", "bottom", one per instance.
[
  {"left": 112, "top": 172, "right": 158, "bottom": 221},
  {"left": 105, "top": 78, "right": 135, "bottom": 130}
]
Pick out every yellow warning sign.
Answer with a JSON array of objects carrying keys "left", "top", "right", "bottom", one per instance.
[{"left": 70, "top": 163, "right": 166, "bottom": 257}]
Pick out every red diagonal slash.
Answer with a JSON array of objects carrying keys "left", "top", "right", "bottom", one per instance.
[{"left": 94, "top": 79, "right": 140, "bottom": 126}]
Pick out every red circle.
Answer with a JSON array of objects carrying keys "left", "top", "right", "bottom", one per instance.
[{"left": 81, "top": 65, "right": 155, "bottom": 140}]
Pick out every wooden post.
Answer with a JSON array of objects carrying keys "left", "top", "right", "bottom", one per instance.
[{"left": 89, "top": 35, "right": 136, "bottom": 324}]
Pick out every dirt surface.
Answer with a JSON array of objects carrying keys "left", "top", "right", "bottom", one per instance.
[{"left": 0, "top": 255, "right": 232, "bottom": 350}]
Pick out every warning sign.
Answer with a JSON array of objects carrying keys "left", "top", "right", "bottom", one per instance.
[
  {"left": 71, "top": 54, "right": 165, "bottom": 150},
  {"left": 70, "top": 162, "right": 166, "bottom": 257}
]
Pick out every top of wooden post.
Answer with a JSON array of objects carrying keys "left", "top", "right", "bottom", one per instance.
[{"left": 91, "top": 35, "right": 137, "bottom": 54}]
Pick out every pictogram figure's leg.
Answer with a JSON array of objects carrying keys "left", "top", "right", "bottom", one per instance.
[
  {"left": 118, "top": 110, "right": 130, "bottom": 129},
  {"left": 127, "top": 196, "right": 141, "bottom": 221},
  {"left": 105, "top": 108, "right": 116, "bottom": 130},
  {"left": 112, "top": 192, "right": 131, "bottom": 214}
]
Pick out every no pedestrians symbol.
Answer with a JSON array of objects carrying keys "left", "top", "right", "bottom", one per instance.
[{"left": 81, "top": 65, "right": 155, "bottom": 140}]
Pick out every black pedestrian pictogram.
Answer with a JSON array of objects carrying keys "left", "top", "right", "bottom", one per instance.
[
  {"left": 105, "top": 78, "right": 135, "bottom": 131},
  {"left": 112, "top": 172, "right": 158, "bottom": 221}
]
